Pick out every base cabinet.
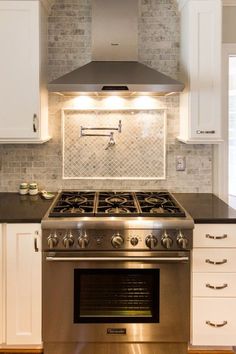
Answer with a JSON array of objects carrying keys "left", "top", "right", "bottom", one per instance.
[
  {"left": 191, "top": 224, "right": 236, "bottom": 347},
  {"left": 0, "top": 224, "right": 42, "bottom": 347}
]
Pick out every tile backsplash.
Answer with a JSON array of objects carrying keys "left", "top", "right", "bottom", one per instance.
[
  {"left": 0, "top": 0, "right": 213, "bottom": 192},
  {"left": 63, "top": 109, "right": 166, "bottom": 180}
]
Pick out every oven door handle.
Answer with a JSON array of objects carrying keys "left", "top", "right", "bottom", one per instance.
[{"left": 46, "top": 256, "right": 189, "bottom": 262}]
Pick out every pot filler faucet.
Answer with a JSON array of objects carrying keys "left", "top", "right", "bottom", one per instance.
[{"left": 80, "top": 119, "right": 122, "bottom": 150}]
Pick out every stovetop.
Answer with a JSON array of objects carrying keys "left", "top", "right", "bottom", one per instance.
[
  {"left": 42, "top": 191, "right": 194, "bottom": 251},
  {"left": 48, "top": 191, "right": 186, "bottom": 218}
]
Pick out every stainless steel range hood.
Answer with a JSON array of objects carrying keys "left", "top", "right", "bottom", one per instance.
[{"left": 48, "top": 0, "right": 184, "bottom": 96}]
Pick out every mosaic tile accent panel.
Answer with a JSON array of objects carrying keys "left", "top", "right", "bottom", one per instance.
[{"left": 63, "top": 110, "right": 166, "bottom": 179}]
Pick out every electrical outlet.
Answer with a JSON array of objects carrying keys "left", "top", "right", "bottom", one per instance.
[{"left": 176, "top": 156, "right": 186, "bottom": 171}]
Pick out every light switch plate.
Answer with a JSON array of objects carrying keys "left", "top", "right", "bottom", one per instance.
[{"left": 176, "top": 156, "right": 186, "bottom": 171}]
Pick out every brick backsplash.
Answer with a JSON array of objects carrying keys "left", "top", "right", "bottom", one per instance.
[{"left": 0, "top": 0, "right": 213, "bottom": 193}]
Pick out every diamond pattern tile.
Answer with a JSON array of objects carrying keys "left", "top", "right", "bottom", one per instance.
[{"left": 63, "top": 110, "right": 166, "bottom": 179}]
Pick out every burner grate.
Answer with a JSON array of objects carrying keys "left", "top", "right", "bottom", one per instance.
[
  {"left": 49, "top": 191, "right": 96, "bottom": 217},
  {"left": 48, "top": 191, "right": 186, "bottom": 217},
  {"left": 135, "top": 192, "right": 186, "bottom": 217}
]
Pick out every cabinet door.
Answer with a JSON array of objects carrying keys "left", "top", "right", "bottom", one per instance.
[
  {"left": 192, "top": 298, "right": 236, "bottom": 345},
  {"left": 0, "top": 1, "right": 40, "bottom": 139},
  {"left": 193, "top": 224, "right": 236, "bottom": 248},
  {"left": 189, "top": 0, "right": 221, "bottom": 141},
  {"left": 192, "top": 249, "right": 236, "bottom": 273},
  {"left": 178, "top": 0, "right": 222, "bottom": 143},
  {"left": 6, "top": 224, "right": 41, "bottom": 345}
]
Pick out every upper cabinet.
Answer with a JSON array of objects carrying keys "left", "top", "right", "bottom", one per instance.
[
  {"left": 177, "top": 0, "right": 222, "bottom": 144},
  {"left": 0, "top": 1, "right": 50, "bottom": 144}
]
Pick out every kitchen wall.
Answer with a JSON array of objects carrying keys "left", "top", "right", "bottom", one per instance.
[
  {"left": 223, "top": 6, "right": 236, "bottom": 43},
  {"left": 0, "top": 0, "right": 213, "bottom": 192}
]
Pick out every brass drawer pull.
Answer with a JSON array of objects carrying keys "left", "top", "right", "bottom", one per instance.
[
  {"left": 205, "top": 259, "right": 227, "bottom": 265},
  {"left": 206, "top": 283, "right": 228, "bottom": 290},
  {"left": 206, "top": 320, "right": 227, "bottom": 328},
  {"left": 206, "top": 234, "right": 227, "bottom": 240}
]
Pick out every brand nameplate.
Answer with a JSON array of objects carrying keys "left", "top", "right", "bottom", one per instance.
[{"left": 107, "top": 328, "right": 126, "bottom": 335}]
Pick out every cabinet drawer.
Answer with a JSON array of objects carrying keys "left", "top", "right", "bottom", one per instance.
[
  {"left": 192, "top": 297, "right": 236, "bottom": 345},
  {"left": 192, "top": 249, "right": 236, "bottom": 272},
  {"left": 193, "top": 224, "right": 236, "bottom": 248},
  {"left": 192, "top": 273, "right": 236, "bottom": 297}
]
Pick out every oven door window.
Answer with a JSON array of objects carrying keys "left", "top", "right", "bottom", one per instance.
[{"left": 74, "top": 269, "right": 159, "bottom": 323}]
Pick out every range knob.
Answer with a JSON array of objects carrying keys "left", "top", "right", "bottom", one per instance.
[
  {"left": 177, "top": 230, "right": 188, "bottom": 249},
  {"left": 63, "top": 232, "right": 74, "bottom": 248},
  {"left": 130, "top": 236, "right": 139, "bottom": 246},
  {"left": 161, "top": 231, "right": 173, "bottom": 249},
  {"left": 111, "top": 233, "right": 124, "bottom": 248},
  {"left": 47, "top": 232, "right": 58, "bottom": 249},
  {"left": 78, "top": 232, "right": 90, "bottom": 249},
  {"left": 145, "top": 235, "right": 158, "bottom": 249}
]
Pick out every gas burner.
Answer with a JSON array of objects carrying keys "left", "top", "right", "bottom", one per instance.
[
  {"left": 105, "top": 207, "right": 131, "bottom": 214},
  {"left": 60, "top": 207, "right": 85, "bottom": 214},
  {"left": 105, "top": 196, "right": 127, "bottom": 205},
  {"left": 150, "top": 207, "right": 165, "bottom": 214},
  {"left": 145, "top": 196, "right": 167, "bottom": 205},
  {"left": 65, "top": 196, "right": 87, "bottom": 204}
]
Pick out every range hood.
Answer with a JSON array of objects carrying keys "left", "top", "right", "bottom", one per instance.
[{"left": 48, "top": 0, "right": 184, "bottom": 96}]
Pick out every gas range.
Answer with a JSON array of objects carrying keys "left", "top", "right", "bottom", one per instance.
[
  {"left": 42, "top": 191, "right": 192, "bottom": 354},
  {"left": 42, "top": 191, "right": 194, "bottom": 252}
]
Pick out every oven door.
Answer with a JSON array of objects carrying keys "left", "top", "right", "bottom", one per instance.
[{"left": 43, "top": 251, "right": 190, "bottom": 343}]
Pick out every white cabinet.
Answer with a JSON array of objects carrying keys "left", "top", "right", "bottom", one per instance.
[
  {"left": 191, "top": 224, "right": 236, "bottom": 346},
  {"left": 177, "top": 0, "right": 222, "bottom": 144},
  {"left": 0, "top": 1, "right": 50, "bottom": 144},
  {"left": 0, "top": 224, "right": 42, "bottom": 347}
]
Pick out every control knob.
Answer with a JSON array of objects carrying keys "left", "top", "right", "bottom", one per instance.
[
  {"left": 145, "top": 235, "right": 158, "bottom": 249},
  {"left": 130, "top": 236, "right": 139, "bottom": 246},
  {"left": 78, "top": 232, "right": 90, "bottom": 249},
  {"left": 161, "top": 231, "right": 173, "bottom": 249},
  {"left": 63, "top": 232, "right": 74, "bottom": 248},
  {"left": 47, "top": 232, "right": 58, "bottom": 249},
  {"left": 177, "top": 230, "right": 188, "bottom": 249},
  {"left": 111, "top": 233, "right": 124, "bottom": 248}
]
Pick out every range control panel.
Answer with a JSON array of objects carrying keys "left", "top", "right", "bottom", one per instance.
[{"left": 42, "top": 229, "right": 193, "bottom": 251}]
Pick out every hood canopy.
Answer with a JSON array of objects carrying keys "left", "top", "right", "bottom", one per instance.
[
  {"left": 48, "top": 61, "right": 184, "bottom": 96},
  {"left": 48, "top": 0, "right": 184, "bottom": 96}
]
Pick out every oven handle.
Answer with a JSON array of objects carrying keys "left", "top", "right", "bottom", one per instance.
[{"left": 46, "top": 256, "right": 189, "bottom": 263}]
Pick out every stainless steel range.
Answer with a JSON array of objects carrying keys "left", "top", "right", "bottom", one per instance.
[{"left": 42, "top": 191, "right": 194, "bottom": 354}]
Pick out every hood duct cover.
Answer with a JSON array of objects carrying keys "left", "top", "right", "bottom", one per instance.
[{"left": 48, "top": 0, "right": 184, "bottom": 95}]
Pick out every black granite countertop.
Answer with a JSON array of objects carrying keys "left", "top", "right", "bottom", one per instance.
[
  {"left": 0, "top": 192, "right": 236, "bottom": 224},
  {"left": 174, "top": 193, "right": 236, "bottom": 224},
  {"left": 0, "top": 193, "right": 55, "bottom": 223}
]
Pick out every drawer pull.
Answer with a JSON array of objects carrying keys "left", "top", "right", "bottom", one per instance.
[
  {"left": 206, "top": 233, "right": 227, "bottom": 240},
  {"left": 206, "top": 283, "right": 228, "bottom": 290},
  {"left": 206, "top": 320, "right": 228, "bottom": 328},
  {"left": 205, "top": 259, "right": 227, "bottom": 265}
]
